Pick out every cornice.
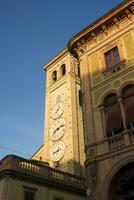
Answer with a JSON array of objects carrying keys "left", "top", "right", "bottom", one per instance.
[
  {"left": 44, "top": 48, "right": 69, "bottom": 71},
  {"left": 68, "top": 0, "right": 134, "bottom": 58},
  {"left": 0, "top": 169, "right": 86, "bottom": 195},
  {"left": 0, "top": 155, "right": 86, "bottom": 195}
]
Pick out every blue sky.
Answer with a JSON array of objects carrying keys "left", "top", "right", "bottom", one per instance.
[{"left": 0, "top": 0, "right": 123, "bottom": 159}]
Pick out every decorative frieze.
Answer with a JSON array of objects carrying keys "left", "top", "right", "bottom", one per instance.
[
  {"left": 71, "top": 7, "right": 134, "bottom": 58},
  {"left": 113, "top": 17, "right": 120, "bottom": 28},
  {"left": 125, "top": 8, "right": 133, "bottom": 21}
]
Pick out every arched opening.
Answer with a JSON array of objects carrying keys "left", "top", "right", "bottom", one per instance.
[
  {"left": 60, "top": 64, "right": 66, "bottom": 76},
  {"left": 108, "top": 162, "right": 134, "bottom": 200},
  {"left": 52, "top": 70, "right": 57, "bottom": 82},
  {"left": 122, "top": 84, "right": 134, "bottom": 129},
  {"left": 103, "top": 93, "right": 123, "bottom": 137}
]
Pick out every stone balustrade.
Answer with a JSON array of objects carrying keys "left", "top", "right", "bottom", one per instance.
[
  {"left": 108, "top": 129, "right": 134, "bottom": 151},
  {"left": 86, "top": 128, "right": 134, "bottom": 158},
  {"left": 0, "top": 154, "right": 86, "bottom": 191}
]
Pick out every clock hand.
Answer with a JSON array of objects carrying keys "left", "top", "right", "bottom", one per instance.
[
  {"left": 53, "top": 126, "right": 60, "bottom": 135},
  {"left": 60, "top": 124, "right": 65, "bottom": 128},
  {"left": 55, "top": 107, "right": 60, "bottom": 115},
  {"left": 53, "top": 147, "right": 61, "bottom": 155},
  {"left": 53, "top": 124, "right": 65, "bottom": 136}
]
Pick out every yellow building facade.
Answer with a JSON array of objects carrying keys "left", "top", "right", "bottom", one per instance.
[
  {"left": 68, "top": 0, "right": 134, "bottom": 199},
  {"left": 0, "top": 1, "right": 134, "bottom": 200}
]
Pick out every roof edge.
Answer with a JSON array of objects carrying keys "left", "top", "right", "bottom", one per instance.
[
  {"left": 43, "top": 48, "right": 69, "bottom": 71},
  {"left": 68, "top": 0, "right": 132, "bottom": 53}
]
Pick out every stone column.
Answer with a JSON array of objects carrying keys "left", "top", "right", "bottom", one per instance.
[
  {"left": 118, "top": 97, "right": 130, "bottom": 146},
  {"left": 118, "top": 97, "right": 126, "bottom": 129},
  {"left": 100, "top": 105, "right": 107, "bottom": 138}
]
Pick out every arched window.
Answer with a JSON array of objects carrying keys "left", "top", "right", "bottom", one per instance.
[
  {"left": 122, "top": 84, "right": 134, "bottom": 129},
  {"left": 52, "top": 70, "right": 57, "bottom": 82},
  {"left": 60, "top": 64, "right": 66, "bottom": 76},
  {"left": 104, "top": 93, "right": 123, "bottom": 137}
]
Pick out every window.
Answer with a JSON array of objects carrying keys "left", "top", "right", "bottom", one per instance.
[
  {"left": 24, "top": 191, "right": 35, "bottom": 200},
  {"left": 60, "top": 64, "right": 66, "bottom": 76},
  {"left": 52, "top": 70, "right": 57, "bottom": 82},
  {"left": 104, "top": 93, "right": 123, "bottom": 137},
  {"left": 122, "top": 84, "right": 134, "bottom": 99},
  {"left": 122, "top": 85, "right": 134, "bottom": 129},
  {"left": 39, "top": 156, "right": 42, "bottom": 161},
  {"left": 104, "top": 46, "right": 120, "bottom": 68},
  {"left": 79, "top": 90, "right": 82, "bottom": 106},
  {"left": 77, "top": 65, "right": 80, "bottom": 77},
  {"left": 54, "top": 197, "right": 64, "bottom": 200},
  {"left": 103, "top": 85, "right": 134, "bottom": 137},
  {"left": 23, "top": 186, "right": 37, "bottom": 200}
]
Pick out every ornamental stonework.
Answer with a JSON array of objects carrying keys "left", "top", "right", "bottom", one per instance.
[{"left": 71, "top": 6, "right": 134, "bottom": 58}]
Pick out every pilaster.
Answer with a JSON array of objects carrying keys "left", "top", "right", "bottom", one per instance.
[{"left": 79, "top": 56, "right": 96, "bottom": 146}]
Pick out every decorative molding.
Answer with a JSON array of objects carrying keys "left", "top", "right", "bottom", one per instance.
[
  {"left": 113, "top": 17, "right": 120, "bottom": 28},
  {"left": 69, "top": 6, "right": 134, "bottom": 58},
  {"left": 131, "top": 6, "right": 134, "bottom": 14},
  {"left": 102, "top": 60, "right": 126, "bottom": 77},
  {"left": 88, "top": 146, "right": 96, "bottom": 158},
  {"left": 125, "top": 8, "right": 133, "bottom": 21}
]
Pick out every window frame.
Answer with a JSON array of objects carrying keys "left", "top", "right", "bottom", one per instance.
[
  {"left": 23, "top": 186, "right": 37, "bottom": 200},
  {"left": 122, "top": 84, "right": 134, "bottom": 129},
  {"left": 24, "top": 191, "right": 34, "bottom": 200},
  {"left": 52, "top": 70, "right": 57, "bottom": 82},
  {"left": 103, "top": 93, "right": 123, "bottom": 137},
  {"left": 60, "top": 64, "right": 66, "bottom": 76},
  {"left": 78, "top": 90, "right": 82, "bottom": 106},
  {"left": 104, "top": 46, "right": 120, "bottom": 69},
  {"left": 53, "top": 197, "right": 64, "bottom": 200},
  {"left": 77, "top": 64, "right": 80, "bottom": 77}
]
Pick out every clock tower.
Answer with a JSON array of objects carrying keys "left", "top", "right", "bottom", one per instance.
[{"left": 32, "top": 48, "right": 85, "bottom": 176}]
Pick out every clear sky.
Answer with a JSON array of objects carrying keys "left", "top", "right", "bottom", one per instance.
[{"left": 0, "top": 0, "right": 123, "bottom": 160}]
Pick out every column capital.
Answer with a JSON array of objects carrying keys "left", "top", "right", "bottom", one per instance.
[
  {"left": 117, "top": 96, "right": 123, "bottom": 103},
  {"left": 99, "top": 104, "right": 107, "bottom": 112}
]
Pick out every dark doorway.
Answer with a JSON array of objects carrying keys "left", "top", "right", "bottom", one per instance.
[{"left": 108, "top": 162, "right": 134, "bottom": 200}]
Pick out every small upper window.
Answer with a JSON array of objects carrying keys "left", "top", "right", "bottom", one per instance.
[
  {"left": 24, "top": 191, "right": 35, "bottom": 200},
  {"left": 52, "top": 70, "right": 57, "bottom": 82},
  {"left": 122, "top": 85, "right": 134, "bottom": 129},
  {"left": 60, "top": 64, "right": 66, "bottom": 76},
  {"left": 79, "top": 90, "right": 82, "bottom": 106},
  {"left": 23, "top": 186, "right": 37, "bottom": 200},
  {"left": 104, "top": 46, "right": 120, "bottom": 68},
  {"left": 54, "top": 198, "right": 64, "bottom": 200},
  {"left": 77, "top": 65, "right": 80, "bottom": 77}
]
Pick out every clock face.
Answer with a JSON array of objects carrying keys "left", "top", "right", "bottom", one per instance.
[
  {"left": 51, "top": 102, "right": 64, "bottom": 119},
  {"left": 50, "top": 118, "right": 66, "bottom": 141},
  {"left": 50, "top": 141, "right": 65, "bottom": 162}
]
